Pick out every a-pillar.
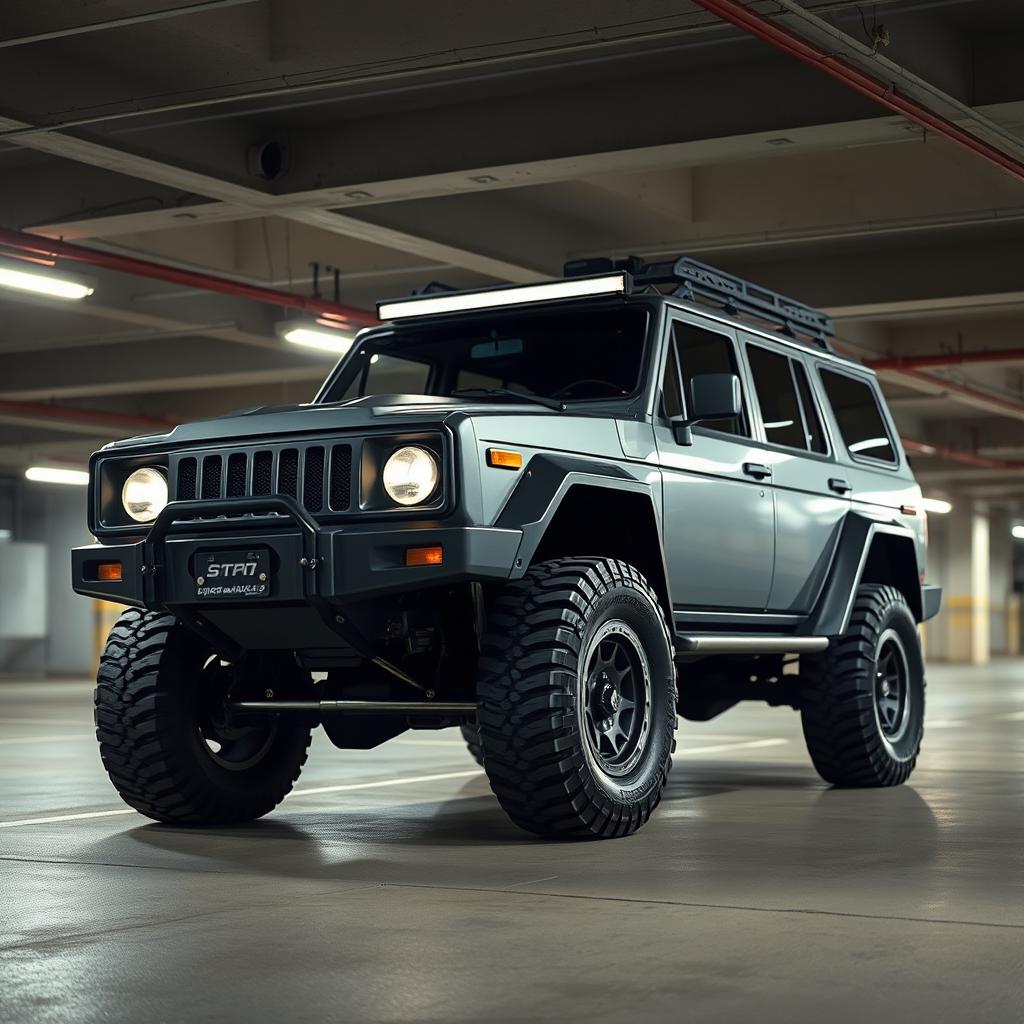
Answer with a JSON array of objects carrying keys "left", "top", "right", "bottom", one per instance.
[{"left": 946, "top": 499, "right": 990, "bottom": 665}]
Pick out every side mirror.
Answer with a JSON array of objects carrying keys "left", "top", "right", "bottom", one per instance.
[{"left": 670, "top": 373, "right": 742, "bottom": 445}]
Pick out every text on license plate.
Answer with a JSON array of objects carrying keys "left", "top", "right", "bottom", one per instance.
[{"left": 195, "top": 549, "right": 270, "bottom": 599}]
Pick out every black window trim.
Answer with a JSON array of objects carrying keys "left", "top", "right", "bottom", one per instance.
[
  {"left": 816, "top": 364, "right": 901, "bottom": 471},
  {"left": 663, "top": 312, "right": 754, "bottom": 443},
  {"left": 790, "top": 356, "right": 833, "bottom": 459},
  {"left": 739, "top": 338, "right": 836, "bottom": 463}
]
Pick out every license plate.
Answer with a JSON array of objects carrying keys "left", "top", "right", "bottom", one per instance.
[{"left": 194, "top": 549, "right": 270, "bottom": 600}]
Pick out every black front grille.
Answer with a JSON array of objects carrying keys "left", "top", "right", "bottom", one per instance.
[
  {"left": 201, "top": 455, "right": 221, "bottom": 499},
  {"left": 252, "top": 451, "right": 272, "bottom": 495},
  {"left": 303, "top": 447, "right": 325, "bottom": 513},
  {"left": 171, "top": 442, "right": 354, "bottom": 515},
  {"left": 177, "top": 458, "right": 197, "bottom": 500},
  {"left": 278, "top": 449, "right": 298, "bottom": 499},
  {"left": 227, "top": 453, "right": 247, "bottom": 497},
  {"left": 329, "top": 445, "right": 352, "bottom": 511}
]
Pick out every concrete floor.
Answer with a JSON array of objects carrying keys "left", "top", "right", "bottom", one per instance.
[{"left": 1, "top": 663, "right": 1022, "bottom": 1024}]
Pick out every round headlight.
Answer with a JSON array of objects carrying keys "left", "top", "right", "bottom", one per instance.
[
  {"left": 382, "top": 446, "right": 438, "bottom": 506},
  {"left": 121, "top": 467, "right": 168, "bottom": 523}
]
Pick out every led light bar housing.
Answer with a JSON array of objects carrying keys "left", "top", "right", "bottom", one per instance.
[{"left": 377, "top": 272, "right": 631, "bottom": 321}]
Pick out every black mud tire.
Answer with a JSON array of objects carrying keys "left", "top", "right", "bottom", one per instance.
[
  {"left": 800, "top": 584, "right": 925, "bottom": 787},
  {"left": 477, "top": 558, "right": 676, "bottom": 839},
  {"left": 95, "top": 608, "right": 313, "bottom": 825},
  {"left": 460, "top": 722, "right": 484, "bottom": 766}
]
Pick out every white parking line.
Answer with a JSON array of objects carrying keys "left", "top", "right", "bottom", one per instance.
[
  {"left": 0, "top": 717, "right": 89, "bottom": 727},
  {"left": 0, "top": 768, "right": 486, "bottom": 829},
  {"left": 676, "top": 738, "right": 789, "bottom": 755},
  {"left": 0, "top": 742, "right": 787, "bottom": 831},
  {"left": 0, "top": 808, "right": 138, "bottom": 829},
  {"left": 0, "top": 734, "right": 90, "bottom": 746},
  {"left": 288, "top": 769, "right": 484, "bottom": 798}
]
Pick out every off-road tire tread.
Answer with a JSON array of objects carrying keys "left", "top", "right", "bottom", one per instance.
[
  {"left": 460, "top": 722, "right": 484, "bottom": 766},
  {"left": 95, "top": 608, "right": 311, "bottom": 825},
  {"left": 800, "top": 584, "right": 923, "bottom": 787},
  {"left": 477, "top": 557, "right": 676, "bottom": 839}
]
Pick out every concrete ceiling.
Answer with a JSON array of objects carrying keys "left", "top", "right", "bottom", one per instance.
[{"left": 0, "top": 0, "right": 1023, "bottom": 505}]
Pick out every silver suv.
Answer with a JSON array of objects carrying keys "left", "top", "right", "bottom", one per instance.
[{"left": 72, "top": 256, "right": 940, "bottom": 839}]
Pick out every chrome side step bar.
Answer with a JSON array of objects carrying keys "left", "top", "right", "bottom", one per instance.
[
  {"left": 677, "top": 635, "right": 829, "bottom": 654},
  {"left": 232, "top": 699, "right": 475, "bottom": 715}
]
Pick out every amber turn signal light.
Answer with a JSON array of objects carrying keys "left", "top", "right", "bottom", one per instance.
[
  {"left": 405, "top": 546, "right": 443, "bottom": 567},
  {"left": 97, "top": 562, "right": 123, "bottom": 582},
  {"left": 486, "top": 448, "right": 523, "bottom": 469}
]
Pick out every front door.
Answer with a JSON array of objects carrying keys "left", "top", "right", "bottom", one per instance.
[{"left": 653, "top": 314, "right": 775, "bottom": 614}]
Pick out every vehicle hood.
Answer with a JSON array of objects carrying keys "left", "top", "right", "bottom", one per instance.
[{"left": 104, "top": 394, "right": 559, "bottom": 450}]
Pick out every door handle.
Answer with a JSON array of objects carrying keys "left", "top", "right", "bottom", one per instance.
[
  {"left": 828, "top": 477, "right": 852, "bottom": 495},
  {"left": 743, "top": 462, "right": 772, "bottom": 480}
]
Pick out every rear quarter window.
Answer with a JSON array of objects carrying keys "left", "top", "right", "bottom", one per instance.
[{"left": 819, "top": 369, "right": 897, "bottom": 465}]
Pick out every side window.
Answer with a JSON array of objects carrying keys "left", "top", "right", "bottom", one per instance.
[
  {"left": 671, "top": 321, "right": 747, "bottom": 437},
  {"left": 745, "top": 345, "right": 806, "bottom": 450},
  {"left": 820, "top": 369, "right": 897, "bottom": 464},
  {"left": 792, "top": 362, "right": 828, "bottom": 454}
]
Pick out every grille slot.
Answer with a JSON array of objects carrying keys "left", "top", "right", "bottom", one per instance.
[
  {"left": 303, "top": 447, "right": 325, "bottom": 513},
  {"left": 226, "top": 453, "right": 247, "bottom": 497},
  {"left": 329, "top": 445, "right": 352, "bottom": 511},
  {"left": 177, "top": 458, "right": 197, "bottom": 500},
  {"left": 201, "top": 455, "right": 222, "bottom": 499},
  {"left": 278, "top": 449, "right": 299, "bottom": 499},
  {"left": 252, "top": 451, "right": 272, "bottom": 496}
]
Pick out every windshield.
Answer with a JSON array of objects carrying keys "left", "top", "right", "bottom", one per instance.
[{"left": 320, "top": 307, "right": 649, "bottom": 405}]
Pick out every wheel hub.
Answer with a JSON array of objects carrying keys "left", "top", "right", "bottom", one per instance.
[
  {"left": 197, "top": 655, "right": 278, "bottom": 771},
  {"left": 873, "top": 630, "right": 911, "bottom": 743},
  {"left": 580, "top": 620, "right": 652, "bottom": 778}
]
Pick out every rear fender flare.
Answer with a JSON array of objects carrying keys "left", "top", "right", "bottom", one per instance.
[{"left": 806, "top": 513, "right": 923, "bottom": 635}]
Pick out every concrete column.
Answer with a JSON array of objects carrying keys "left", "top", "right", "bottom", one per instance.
[
  {"left": 989, "top": 512, "right": 1013, "bottom": 657},
  {"left": 946, "top": 498, "right": 990, "bottom": 665}
]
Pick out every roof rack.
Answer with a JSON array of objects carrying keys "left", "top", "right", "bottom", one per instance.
[{"left": 563, "top": 255, "right": 834, "bottom": 350}]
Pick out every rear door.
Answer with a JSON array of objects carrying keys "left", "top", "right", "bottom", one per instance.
[
  {"left": 741, "top": 336, "right": 848, "bottom": 613},
  {"left": 653, "top": 313, "right": 774, "bottom": 613},
  {"left": 814, "top": 365, "right": 922, "bottom": 559}
]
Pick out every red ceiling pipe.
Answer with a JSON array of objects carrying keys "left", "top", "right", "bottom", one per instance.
[
  {"left": 688, "top": 0, "right": 1024, "bottom": 184},
  {"left": 890, "top": 368, "right": 1024, "bottom": 419},
  {"left": 902, "top": 438, "right": 1024, "bottom": 470},
  {"left": 0, "top": 226, "right": 379, "bottom": 329},
  {"left": 0, "top": 399, "right": 173, "bottom": 433},
  {"left": 868, "top": 349, "right": 1024, "bottom": 371}
]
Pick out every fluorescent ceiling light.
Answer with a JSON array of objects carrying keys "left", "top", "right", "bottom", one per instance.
[
  {"left": 25, "top": 466, "right": 89, "bottom": 486},
  {"left": 278, "top": 323, "right": 355, "bottom": 355},
  {"left": 378, "top": 273, "right": 629, "bottom": 320},
  {"left": 919, "top": 497, "right": 952, "bottom": 515},
  {"left": 1013, "top": 525, "right": 1024, "bottom": 540},
  {"left": 0, "top": 261, "right": 94, "bottom": 301},
  {"left": 0, "top": 528, "right": 11, "bottom": 541}
]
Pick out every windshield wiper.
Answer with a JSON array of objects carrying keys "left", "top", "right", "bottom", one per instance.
[{"left": 450, "top": 387, "right": 565, "bottom": 412}]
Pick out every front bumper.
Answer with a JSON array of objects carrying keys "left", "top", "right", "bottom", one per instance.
[{"left": 72, "top": 496, "right": 521, "bottom": 611}]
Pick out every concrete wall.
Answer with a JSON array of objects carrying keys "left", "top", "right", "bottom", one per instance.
[{"left": 0, "top": 475, "right": 95, "bottom": 676}]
